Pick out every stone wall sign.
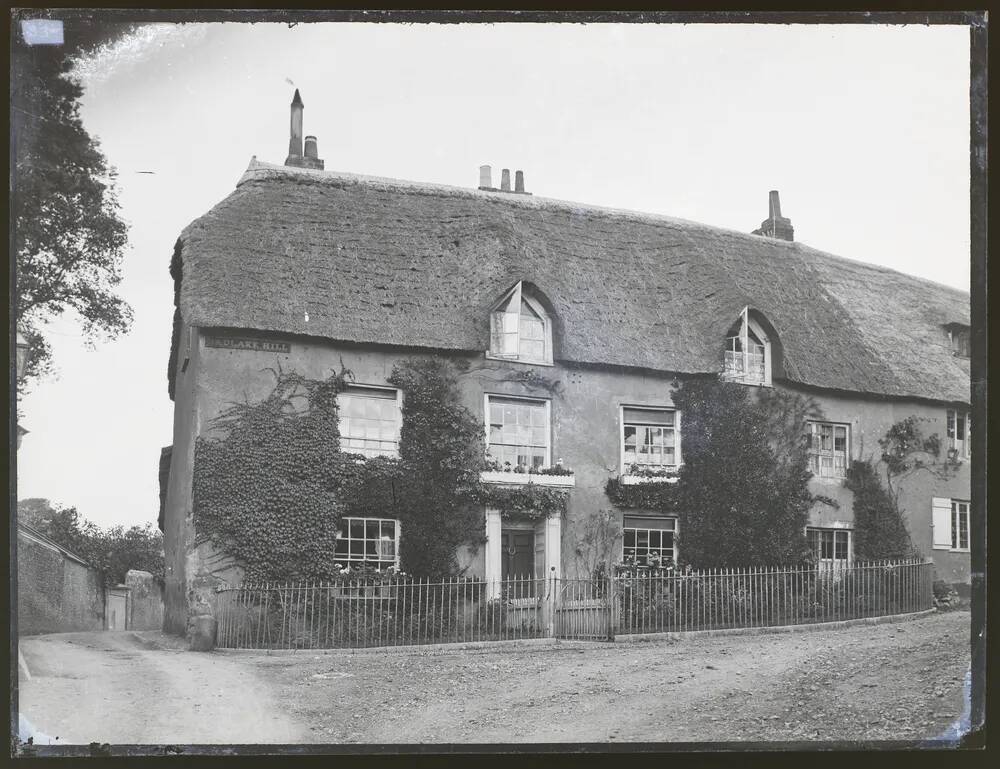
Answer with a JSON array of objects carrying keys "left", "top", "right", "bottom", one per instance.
[{"left": 205, "top": 336, "right": 290, "bottom": 353}]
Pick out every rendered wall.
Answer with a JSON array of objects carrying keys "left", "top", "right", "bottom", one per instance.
[{"left": 165, "top": 328, "right": 972, "bottom": 633}]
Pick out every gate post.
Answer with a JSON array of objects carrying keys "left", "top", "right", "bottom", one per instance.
[
  {"left": 608, "top": 573, "right": 619, "bottom": 640},
  {"left": 545, "top": 567, "right": 557, "bottom": 638}
]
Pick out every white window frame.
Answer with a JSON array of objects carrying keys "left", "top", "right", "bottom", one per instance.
[
  {"left": 950, "top": 500, "right": 970, "bottom": 552},
  {"left": 338, "top": 383, "right": 403, "bottom": 459},
  {"left": 334, "top": 516, "right": 401, "bottom": 568},
  {"left": 806, "top": 526, "right": 852, "bottom": 566},
  {"left": 484, "top": 393, "right": 552, "bottom": 470},
  {"left": 807, "top": 421, "right": 851, "bottom": 479},
  {"left": 946, "top": 409, "right": 971, "bottom": 460},
  {"left": 622, "top": 516, "right": 678, "bottom": 568},
  {"left": 486, "top": 281, "right": 554, "bottom": 366},
  {"left": 947, "top": 326, "right": 970, "bottom": 358},
  {"left": 619, "top": 405, "right": 682, "bottom": 476},
  {"left": 722, "top": 306, "right": 772, "bottom": 386}
]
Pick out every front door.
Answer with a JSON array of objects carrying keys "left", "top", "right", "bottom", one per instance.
[{"left": 502, "top": 530, "right": 535, "bottom": 597}]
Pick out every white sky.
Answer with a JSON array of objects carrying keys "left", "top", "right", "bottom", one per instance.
[{"left": 16, "top": 22, "right": 972, "bottom": 528}]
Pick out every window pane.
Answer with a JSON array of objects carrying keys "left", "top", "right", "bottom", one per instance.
[
  {"left": 521, "top": 340, "right": 544, "bottom": 360},
  {"left": 622, "top": 408, "right": 674, "bottom": 426}
]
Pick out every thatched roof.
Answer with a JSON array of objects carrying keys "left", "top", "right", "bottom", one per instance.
[{"left": 170, "top": 159, "right": 969, "bottom": 405}]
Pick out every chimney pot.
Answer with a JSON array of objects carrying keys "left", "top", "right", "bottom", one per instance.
[
  {"left": 752, "top": 189, "right": 794, "bottom": 242},
  {"left": 286, "top": 89, "right": 304, "bottom": 164},
  {"left": 515, "top": 170, "right": 525, "bottom": 193},
  {"left": 479, "top": 165, "right": 493, "bottom": 189},
  {"left": 768, "top": 190, "right": 782, "bottom": 218},
  {"left": 500, "top": 168, "right": 511, "bottom": 192}
]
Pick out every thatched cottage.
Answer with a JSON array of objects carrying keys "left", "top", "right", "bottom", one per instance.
[{"left": 159, "top": 91, "right": 971, "bottom": 635}]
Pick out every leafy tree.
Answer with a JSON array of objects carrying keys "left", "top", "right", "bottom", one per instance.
[
  {"left": 387, "top": 358, "right": 487, "bottom": 578},
  {"left": 844, "top": 461, "right": 915, "bottom": 561},
  {"left": 17, "top": 497, "right": 164, "bottom": 585},
  {"left": 12, "top": 17, "right": 139, "bottom": 390},
  {"left": 671, "top": 378, "right": 828, "bottom": 568}
]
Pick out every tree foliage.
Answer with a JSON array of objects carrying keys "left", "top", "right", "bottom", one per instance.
[
  {"left": 844, "top": 461, "right": 915, "bottom": 561},
  {"left": 387, "top": 357, "right": 487, "bottom": 578},
  {"left": 12, "top": 17, "right": 137, "bottom": 390},
  {"left": 670, "top": 378, "right": 828, "bottom": 568},
  {"left": 17, "top": 497, "right": 164, "bottom": 586}
]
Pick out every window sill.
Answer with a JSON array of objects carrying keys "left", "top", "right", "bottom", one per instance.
[
  {"left": 480, "top": 470, "right": 575, "bottom": 487},
  {"left": 811, "top": 474, "right": 847, "bottom": 484},
  {"left": 620, "top": 474, "right": 679, "bottom": 486},
  {"left": 485, "top": 352, "right": 555, "bottom": 367}
]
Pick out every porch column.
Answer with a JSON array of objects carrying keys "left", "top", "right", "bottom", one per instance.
[
  {"left": 484, "top": 508, "right": 502, "bottom": 599},
  {"left": 542, "top": 512, "right": 562, "bottom": 581}
]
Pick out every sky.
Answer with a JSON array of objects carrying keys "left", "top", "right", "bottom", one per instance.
[{"left": 16, "top": 21, "right": 972, "bottom": 528}]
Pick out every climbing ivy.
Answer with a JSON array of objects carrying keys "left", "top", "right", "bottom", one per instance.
[
  {"left": 846, "top": 415, "right": 957, "bottom": 561},
  {"left": 386, "top": 357, "right": 488, "bottom": 578},
  {"left": 476, "top": 483, "right": 568, "bottom": 521},
  {"left": 192, "top": 366, "right": 358, "bottom": 582},
  {"left": 604, "top": 477, "right": 682, "bottom": 512},
  {"left": 191, "top": 357, "right": 575, "bottom": 582},
  {"left": 844, "top": 460, "right": 916, "bottom": 561}
]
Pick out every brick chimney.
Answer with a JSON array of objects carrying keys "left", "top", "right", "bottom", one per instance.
[
  {"left": 285, "top": 90, "right": 324, "bottom": 170},
  {"left": 752, "top": 190, "right": 794, "bottom": 241}
]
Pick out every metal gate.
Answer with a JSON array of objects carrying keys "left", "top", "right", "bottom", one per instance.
[{"left": 553, "top": 577, "right": 615, "bottom": 640}]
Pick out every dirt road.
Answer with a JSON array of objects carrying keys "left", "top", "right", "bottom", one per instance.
[
  {"left": 18, "top": 631, "right": 305, "bottom": 745},
  {"left": 17, "top": 610, "right": 971, "bottom": 747},
  {"left": 255, "top": 609, "right": 971, "bottom": 744}
]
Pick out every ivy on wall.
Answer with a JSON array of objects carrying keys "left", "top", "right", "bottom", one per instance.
[
  {"left": 192, "top": 367, "right": 354, "bottom": 582},
  {"left": 847, "top": 415, "right": 958, "bottom": 561},
  {"left": 604, "top": 477, "right": 681, "bottom": 512},
  {"left": 476, "top": 483, "right": 568, "bottom": 521},
  {"left": 844, "top": 460, "right": 915, "bottom": 561},
  {"left": 192, "top": 357, "right": 567, "bottom": 582}
]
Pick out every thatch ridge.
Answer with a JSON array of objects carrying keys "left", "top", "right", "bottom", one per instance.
[{"left": 170, "top": 159, "right": 970, "bottom": 405}]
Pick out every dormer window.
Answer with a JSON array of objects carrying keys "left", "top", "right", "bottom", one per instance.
[
  {"left": 488, "top": 282, "right": 553, "bottom": 365},
  {"left": 723, "top": 307, "right": 772, "bottom": 386},
  {"left": 946, "top": 324, "right": 970, "bottom": 358}
]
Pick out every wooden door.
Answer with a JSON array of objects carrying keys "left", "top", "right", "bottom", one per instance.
[{"left": 502, "top": 530, "right": 535, "bottom": 598}]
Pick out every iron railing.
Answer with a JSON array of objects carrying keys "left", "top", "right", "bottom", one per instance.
[
  {"left": 214, "top": 558, "right": 933, "bottom": 650},
  {"left": 615, "top": 557, "right": 933, "bottom": 635}
]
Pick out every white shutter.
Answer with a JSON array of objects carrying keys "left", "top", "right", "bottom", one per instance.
[{"left": 931, "top": 497, "right": 953, "bottom": 550}]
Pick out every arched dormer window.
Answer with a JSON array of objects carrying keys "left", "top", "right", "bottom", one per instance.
[
  {"left": 723, "top": 307, "right": 772, "bottom": 386},
  {"left": 487, "top": 281, "right": 553, "bottom": 365}
]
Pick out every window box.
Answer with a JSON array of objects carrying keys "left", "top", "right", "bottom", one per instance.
[
  {"left": 479, "top": 470, "right": 575, "bottom": 487},
  {"left": 620, "top": 474, "right": 678, "bottom": 486}
]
